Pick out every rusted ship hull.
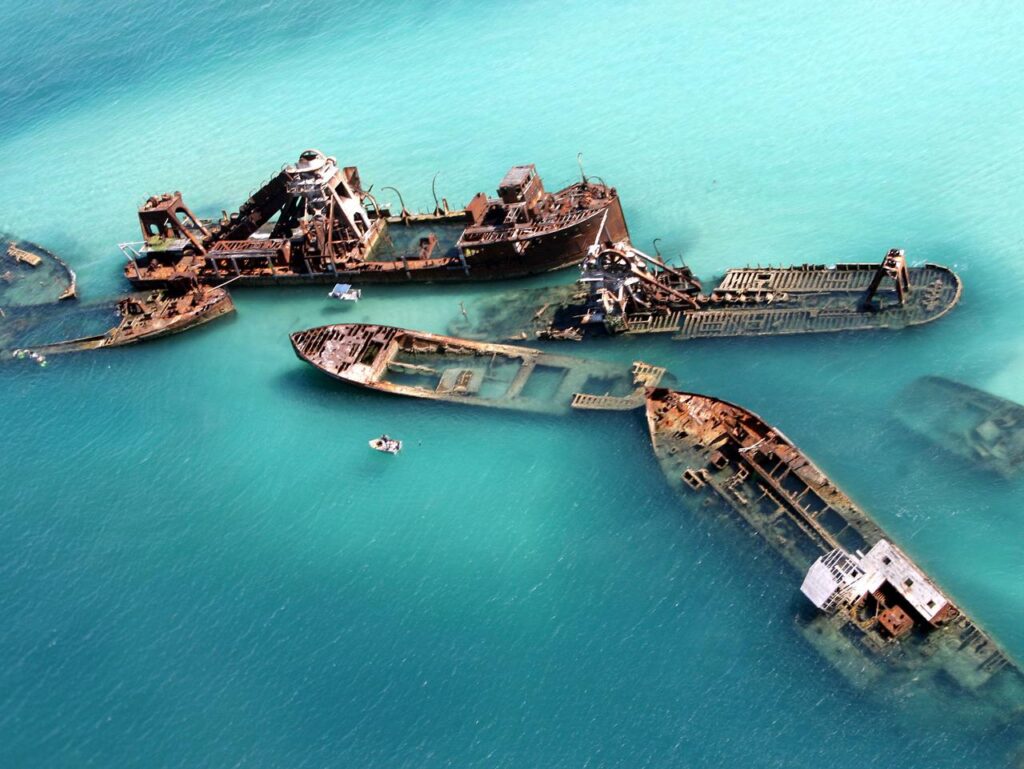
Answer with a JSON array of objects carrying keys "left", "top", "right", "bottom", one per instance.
[
  {"left": 897, "top": 376, "right": 1024, "bottom": 478},
  {"left": 645, "top": 387, "right": 1023, "bottom": 710},
  {"left": 122, "top": 151, "right": 628, "bottom": 288},
  {"left": 290, "top": 323, "right": 665, "bottom": 414},
  {"left": 676, "top": 261, "right": 961, "bottom": 340},
  {"left": 127, "top": 204, "right": 626, "bottom": 289},
  {"left": 452, "top": 246, "right": 961, "bottom": 342},
  {"left": 12, "top": 287, "right": 234, "bottom": 356}
]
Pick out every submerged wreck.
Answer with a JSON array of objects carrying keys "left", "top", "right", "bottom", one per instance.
[
  {"left": 897, "top": 376, "right": 1024, "bottom": 479},
  {"left": 122, "top": 150, "right": 628, "bottom": 288},
  {"left": 451, "top": 242, "right": 961, "bottom": 341},
  {"left": 646, "top": 387, "right": 1024, "bottom": 716},
  {"left": 2, "top": 284, "right": 233, "bottom": 358},
  {"left": 1, "top": 235, "right": 77, "bottom": 305},
  {"left": 290, "top": 323, "right": 666, "bottom": 414}
]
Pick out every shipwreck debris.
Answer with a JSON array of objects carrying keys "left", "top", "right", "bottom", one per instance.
[
  {"left": 897, "top": 376, "right": 1024, "bottom": 479},
  {"left": 328, "top": 283, "right": 361, "bottom": 302},
  {"left": 121, "top": 150, "right": 629, "bottom": 288},
  {"left": 8, "top": 242, "right": 41, "bottom": 267},
  {"left": 289, "top": 323, "right": 666, "bottom": 414},
  {"left": 452, "top": 243, "right": 961, "bottom": 341},
  {"left": 645, "top": 387, "right": 1024, "bottom": 709}
]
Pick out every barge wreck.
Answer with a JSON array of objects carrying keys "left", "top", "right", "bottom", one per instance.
[
  {"left": 2, "top": 284, "right": 233, "bottom": 358},
  {"left": 646, "top": 387, "right": 1024, "bottom": 719},
  {"left": 290, "top": 323, "right": 666, "bottom": 414},
  {"left": 122, "top": 150, "right": 628, "bottom": 288},
  {"left": 451, "top": 242, "right": 961, "bottom": 341},
  {"left": 897, "top": 376, "right": 1024, "bottom": 479}
]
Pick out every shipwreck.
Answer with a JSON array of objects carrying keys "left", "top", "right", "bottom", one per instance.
[
  {"left": 451, "top": 242, "right": 961, "bottom": 341},
  {"left": 121, "top": 150, "right": 628, "bottom": 288},
  {"left": 645, "top": 387, "right": 1024, "bottom": 714},
  {"left": 289, "top": 323, "right": 666, "bottom": 414},
  {"left": 2, "top": 284, "right": 233, "bottom": 358},
  {"left": 897, "top": 376, "right": 1024, "bottom": 479},
  {"left": 1, "top": 235, "right": 77, "bottom": 306}
]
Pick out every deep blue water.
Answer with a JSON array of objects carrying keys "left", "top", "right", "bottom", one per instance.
[{"left": 2, "top": 2, "right": 1023, "bottom": 767}]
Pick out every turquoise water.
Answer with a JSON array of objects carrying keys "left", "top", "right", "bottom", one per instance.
[{"left": 3, "top": 1, "right": 1024, "bottom": 766}]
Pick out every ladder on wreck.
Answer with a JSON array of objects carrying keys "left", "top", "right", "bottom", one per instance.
[
  {"left": 570, "top": 362, "right": 667, "bottom": 411},
  {"left": 631, "top": 361, "right": 667, "bottom": 388},
  {"left": 570, "top": 392, "right": 643, "bottom": 410}
]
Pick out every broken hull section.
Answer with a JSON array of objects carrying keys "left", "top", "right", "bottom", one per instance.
[
  {"left": 645, "top": 387, "right": 1024, "bottom": 725},
  {"left": 289, "top": 323, "right": 666, "bottom": 414},
  {"left": 897, "top": 376, "right": 1024, "bottom": 478}
]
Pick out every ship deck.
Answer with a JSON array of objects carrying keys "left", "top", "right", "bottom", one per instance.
[
  {"left": 290, "top": 323, "right": 665, "bottom": 414},
  {"left": 369, "top": 220, "right": 465, "bottom": 263},
  {"left": 678, "top": 263, "right": 961, "bottom": 339}
]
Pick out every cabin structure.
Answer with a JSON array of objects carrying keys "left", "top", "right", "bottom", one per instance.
[{"left": 801, "top": 540, "right": 956, "bottom": 640}]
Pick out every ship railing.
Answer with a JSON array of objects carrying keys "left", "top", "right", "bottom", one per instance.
[
  {"left": 119, "top": 241, "right": 145, "bottom": 260},
  {"left": 460, "top": 209, "right": 594, "bottom": 244},
  {"left": 119, "top": 241, "right": 147, "bottom": 279}
]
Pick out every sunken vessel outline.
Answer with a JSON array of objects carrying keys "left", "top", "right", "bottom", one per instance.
[
  {"left": 1, "top": 235, "right": 78, "bottom": 305},
  {"left": 897, "top": 375, "right": 1024, "bottom": 479}
]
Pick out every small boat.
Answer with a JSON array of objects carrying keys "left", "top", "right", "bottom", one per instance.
[
  {"left": 328, "top": 283, "right": 361, "bottom": 301},
  {"left": 369, "top": 435, "right": 402, "bottom": 454}
]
